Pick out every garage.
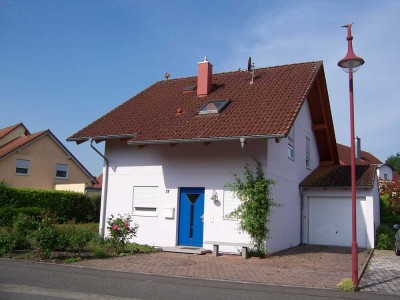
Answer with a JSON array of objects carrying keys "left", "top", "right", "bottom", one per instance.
[{"left": 308, "top": 196, "right": 368, "bottom": 248}]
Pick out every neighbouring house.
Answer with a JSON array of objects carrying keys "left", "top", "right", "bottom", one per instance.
[
  {"left": 86, "top": 174, "right": 102, "bottom": 197},
  {"left": 337, "top": 140, "right": 398, "bottom": 181},
  {"left": 0, "top": 123, "right": 97, "bottom": 191},
  {"left": 68, "top": 59, "right": 380, "bottom": 253}
]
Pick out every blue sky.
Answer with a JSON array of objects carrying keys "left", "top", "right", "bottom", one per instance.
[{"left": 1, "top": 0, "right": 399, "bottom": 176}]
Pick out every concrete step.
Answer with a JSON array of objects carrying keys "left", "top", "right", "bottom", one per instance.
[{"left": 162, "top": 246, "right": 211, "bottom": 255}]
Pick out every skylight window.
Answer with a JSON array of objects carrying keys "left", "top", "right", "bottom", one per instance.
[{"left": 198, "top": 99, "right": 230, "bottom": 115}]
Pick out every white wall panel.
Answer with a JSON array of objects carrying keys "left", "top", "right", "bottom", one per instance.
[{"left": 308, "top": 196, "right": 367, "bottom": 248}]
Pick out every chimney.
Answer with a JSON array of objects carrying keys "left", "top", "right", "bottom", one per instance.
[
  {"left": 197, "top": 57, "right": 212, "bottom": 96},
  {"left": 355, "top": 136, "right": 361, "bottom": 159}
]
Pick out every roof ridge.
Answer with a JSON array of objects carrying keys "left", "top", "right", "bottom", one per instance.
[{"left": 153, "top": 60, "right": 323, "bottom": 83}]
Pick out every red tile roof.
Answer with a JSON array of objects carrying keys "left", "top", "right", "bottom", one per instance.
[
  {"left": 93, "top": 174, "right": 102, "bottom": 189},
  {"left": 300, "top": 165, "right": 377, "bottom": 187},
  {"left": 69, "top": 61, "right": 325, "bottom": 143},
  {"left": 70, "top": 60, "right": 339, "bottom": 165},
  {"left": 0, "top": 123, "right": 29, "bottom": 140},
  {"left": 337, "top": 143, "right": 382, "bottom": 165},
  {"left": 0, "top": 130, "right": 48, "bottom": 159}
]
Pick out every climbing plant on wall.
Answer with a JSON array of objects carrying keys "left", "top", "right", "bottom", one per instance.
[{"left": 227, "top": 164, "right": 280, "bottom": 256}]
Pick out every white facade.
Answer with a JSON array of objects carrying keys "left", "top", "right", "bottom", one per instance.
[
  {"left": 377, "top": 164, "right": 394, "bottom": 181},
  {"left": 100, "top": 99, "right": 319, "bottom": 253}
]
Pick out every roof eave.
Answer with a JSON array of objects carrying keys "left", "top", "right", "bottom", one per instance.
[
  {"left": 67, "top": 134, "right": 137, "bottom": 144},
  {"left": 127, "top": 134, "right": 286, "bottom": 145}
]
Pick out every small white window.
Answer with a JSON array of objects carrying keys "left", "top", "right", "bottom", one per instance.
[
  {"left": 288, "top": 126, "right": 295, "bottom": 160},
  {"left": 56, "top": 164, "right": 69, "bottom": 179},
  {"left": 133, "top": 186, "right": 159, "bottom": 217},
  {"left": 306, "top": 137, "right": 311, "bottom": 169},
  {"left": 15, "top": 159, "right": 30, "bottom": 175},
  {"left": 223, "top": 187, "right": 240, "bottom": 220}
]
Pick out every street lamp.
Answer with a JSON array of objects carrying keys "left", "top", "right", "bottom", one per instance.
[{"left": 338, "top": 23, "right": 365, "bottom": 288}]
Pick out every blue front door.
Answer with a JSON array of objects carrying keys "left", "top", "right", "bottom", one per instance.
[{"left": 178, "top": 187, "right": 205, "bottom": 247}]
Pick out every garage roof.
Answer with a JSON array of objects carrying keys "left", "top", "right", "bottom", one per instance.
[{"left": 300, "top": 165, "right": 377, "bottom": 187}]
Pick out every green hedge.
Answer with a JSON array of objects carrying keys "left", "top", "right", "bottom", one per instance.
[
  {"left": 0, "top": 206, "right": 43, "bottom": 227},
  {"left": 0, "top": 185, "right": 100, "bottom": 224}
]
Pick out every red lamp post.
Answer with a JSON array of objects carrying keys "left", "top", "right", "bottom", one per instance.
[{"left": 338, "top": 23, "right": 365, "bottom": 288}]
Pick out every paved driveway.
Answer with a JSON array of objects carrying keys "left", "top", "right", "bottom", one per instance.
[
  {"left": 360, "top": 250, "right": 400, "bottom": 296},
  {"left": 74, "top": 245, "right": 369, "bottom": 290}
]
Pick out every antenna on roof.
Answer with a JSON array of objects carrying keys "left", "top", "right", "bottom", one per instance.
[{"left": 164, "top": 72, "right": 170, "bottom": 80}]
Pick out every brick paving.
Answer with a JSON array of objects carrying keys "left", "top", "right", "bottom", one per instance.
[
  {"left": 359, "top": 250, "right": 400, "bottom": 296},
  {"left": 74, "top": 245, "right": 369, "bottom": 290}
]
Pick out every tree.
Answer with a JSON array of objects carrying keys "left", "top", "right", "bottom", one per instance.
[
  {"left": 227, "top": 164, "right": 280, "bottom": 256},
  {"left": 386, "top": 152, "right": 400, "bottom": 174}
]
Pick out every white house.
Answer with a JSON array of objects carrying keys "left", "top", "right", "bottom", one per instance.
[{"left": 68, "top": 59, "right": 379, "bottom": 253}]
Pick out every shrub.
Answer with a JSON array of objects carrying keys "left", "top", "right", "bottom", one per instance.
[
  {"left": 249, "top": 246, "right": 267, "bottom": 258},
  {"left": 380, "top": 196, "right": 400, "bottom": 224},
  {"left": 337, "top": 278, "right": 356, "bottom": 292},
  {"left": 54, "top": 223, "right": 97, "bottom": 252},
  {"left": 11, "top": 213, "right": 40, "bottom": 250},
  {"left": 125, "top": 243, "right": 157, "bottom": 254},
  {"left": 227, "top": 164, "right": 280, "bottom": 253},
  {"left": 379, "top": 179, "right": 400, "bottom": 223},
  {"left": 68, "top": 228, "right": 94, "bottom": 252},
  {"left": 376, "top": 224, "right": 396, "bottom": 250},
  {"left": 92, "top": 246, "right": 112, "bottom": 259},
  {"left": 107, "top": 214, "right": 138, "bottom": 253},
  {"left": 0, "top": 228, "right": 13, "bottom": 255},
  {"left": 32, "top": 217, "right": 59, "bottom": 258},
  {"left": 377, "top": 234, "right": 394, "bottom": 250},
  {"left": 87, "top": 237, "right": 112, "bottom": 259}
]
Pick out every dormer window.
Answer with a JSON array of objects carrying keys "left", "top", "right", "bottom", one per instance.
[{"left": 198, "top": 99, "right": 230, "bottom": 115}]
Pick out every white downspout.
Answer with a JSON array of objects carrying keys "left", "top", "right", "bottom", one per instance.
[{"left": 90, "top": 139, "right": 109, "bottom": 239}]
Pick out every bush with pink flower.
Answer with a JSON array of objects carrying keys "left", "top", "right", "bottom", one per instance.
[{"left": 106, "top": 214, "right": 138, "bottom": 253}]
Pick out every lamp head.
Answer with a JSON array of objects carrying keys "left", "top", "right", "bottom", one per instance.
[{"left": 338, "top": 24, "right": 364, "bottom": 73}]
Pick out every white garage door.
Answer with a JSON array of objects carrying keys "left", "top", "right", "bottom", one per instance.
[{"left": 308, "top": 197, "right": 367, "bottom": 248}]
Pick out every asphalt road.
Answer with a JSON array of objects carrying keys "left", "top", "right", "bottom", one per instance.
[{"left": 0, "top": 259, "right": 396, "bottom": 300}]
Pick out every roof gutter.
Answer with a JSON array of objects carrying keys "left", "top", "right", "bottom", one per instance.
[
  {"left": 127, "top": 134, "right": 285, "bottom": 145},
  {"left": 90, "top": 139, "right": 109, "bottom": 239},
  {"left": 67, "top": 134, "right": 137, "bottom": 143}
]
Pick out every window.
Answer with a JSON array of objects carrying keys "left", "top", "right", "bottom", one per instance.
[
  {"left": 384, "top": 174, "right": 388, "bottom": 180},
  {"left": 223, "top": 187, "right": 240, "bottom": 220},
  {"left": 288, "top": 126, "right": 295, "bottom": 160},
  {"left": 15, "top": 159, "right": 30, "bottom": 175},
  {"left": 133, "top": 186, "right": 159, "bottom": 216},
  {"left": 198, "top": 99, "right": 230, "bottom": 114},
  {"left": 306, "top": 137, "right": 311, "bottom": 169},
  {"left": 56, "top": 164, "right": 69, "bottom": 179}
]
